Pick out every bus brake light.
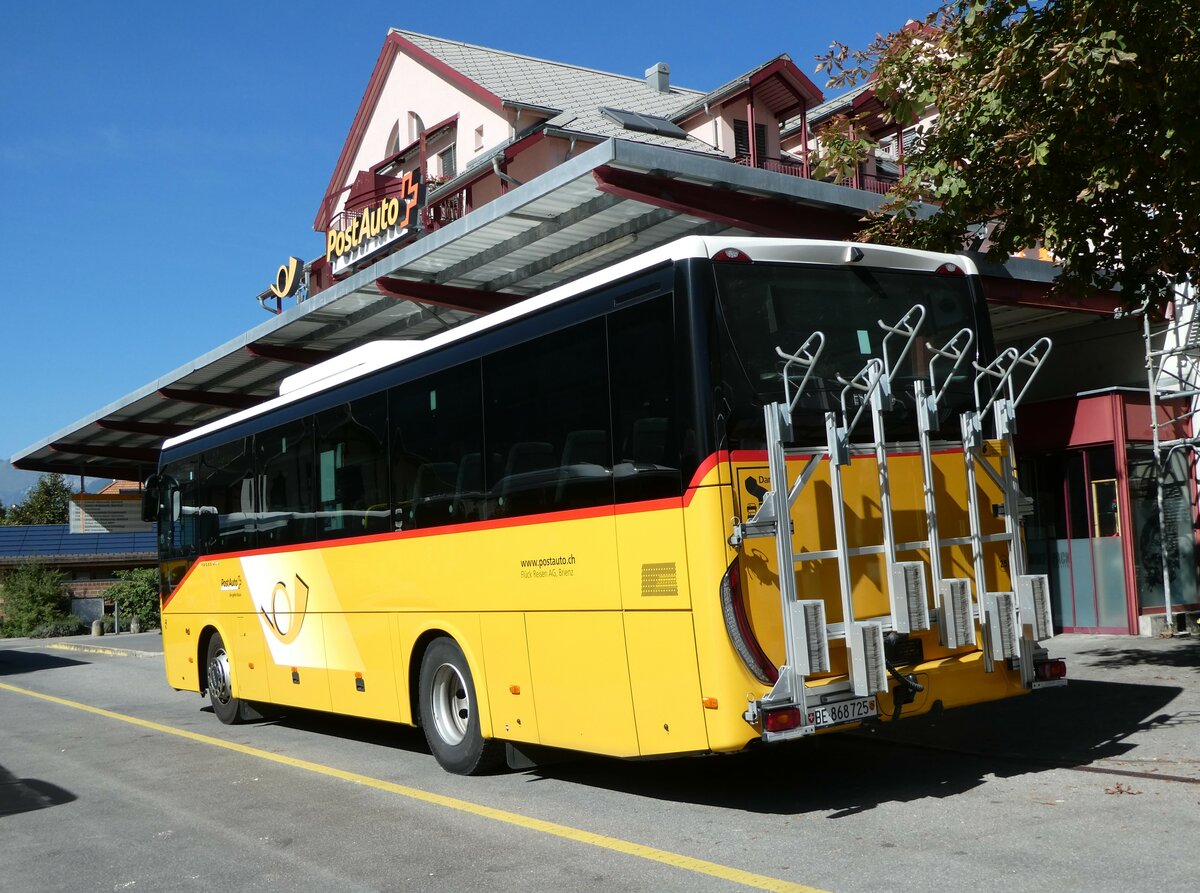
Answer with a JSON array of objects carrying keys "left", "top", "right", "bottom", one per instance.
[
  {"left": 1034, "top": 658, "right": 1067, "bottom": 681},
  {"left": 935, "top": 262, "right": 965, "bottom": 276},
  {"left": 712, "top": 248, "right": 752, "bottom": 263},
  {"left": 762, "top": 707, "right": 803, "bottom": 733}
]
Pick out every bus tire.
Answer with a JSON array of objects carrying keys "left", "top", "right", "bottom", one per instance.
[
  {"left": 205, "top": 631, "right": 248, "bottom": 725},
  {"left": 417, "top": 637, "right": 503, "bottom": 775}
]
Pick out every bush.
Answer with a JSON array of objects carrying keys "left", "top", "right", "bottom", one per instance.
[
  {"left": 28, "top": 616, "right": 85, "bottom": 638},
  {"left": 106, "top": 567, "right": 161, "bottom": 630},
  {"left": 0, "top": 562, "right": 75, "bottom": 638}
]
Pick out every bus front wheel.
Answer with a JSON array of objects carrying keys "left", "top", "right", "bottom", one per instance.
[
  {"left": 417, "top": 638, "right": 502, "bottom": 775},
  {"left": 205, "top": 632, "right": 248, "bottom": 725}
]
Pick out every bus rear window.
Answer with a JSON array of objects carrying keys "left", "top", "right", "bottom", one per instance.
[{"left": 713, "top": 262, "right": 982, "bottom": 444}]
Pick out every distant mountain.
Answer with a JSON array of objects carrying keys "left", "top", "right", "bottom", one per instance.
[
  {"left": 0, "top": 463, "right": 113, "bottom": 509},
  {"left": 0, "top": 463, "right": 39, "bottom": 508}
]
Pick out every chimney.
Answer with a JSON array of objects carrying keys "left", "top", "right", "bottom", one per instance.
[{"left": 645, "top": 62, "right": 670, "bottom": 93}]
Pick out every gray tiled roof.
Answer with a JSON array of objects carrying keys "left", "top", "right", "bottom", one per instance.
[
  {"left": 394, "top": 30, "right": 723, "bottom": 155},
  {"left": 670, "top": 53, "right": 794, "bottom": 122},
  {"left": 782, "top": 81, "right": 872, "bottom": 136}
]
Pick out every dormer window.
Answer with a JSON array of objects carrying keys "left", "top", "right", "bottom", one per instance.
[{"left": 599, "top": 107, "right": 688, "bottom": 140}]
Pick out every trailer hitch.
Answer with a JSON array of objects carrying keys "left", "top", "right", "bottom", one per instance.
[{"left": 884, "top": 632, "right": 924, "bottom": 722}]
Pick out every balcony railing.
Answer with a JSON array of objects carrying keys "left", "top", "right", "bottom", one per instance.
[
  {"left": 734, "top": 154, "right": 899, "bottom": 197},
  {"left": 425, "top": 189, "right": 464, "bottom": 231}
]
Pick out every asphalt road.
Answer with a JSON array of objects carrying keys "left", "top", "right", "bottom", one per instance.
[{"left": 1, "top": 631, "right": 1196, "bottom": 893}]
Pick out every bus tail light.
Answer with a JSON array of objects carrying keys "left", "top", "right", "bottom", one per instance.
[
  {"left": 935, "top": 262, "right": 966, "bottom": 276},
  {"left": 719, "top": 557, "right": 778, "bottom": 685},
  {"left": 712, "top": 247, "right": 752, "bottom": 263},
  {"left": 1034, "top": 658, "right": 1067, "bottom": 681},
  {"left": 762, "top": 707, "right": 803, "bottom": 733}
]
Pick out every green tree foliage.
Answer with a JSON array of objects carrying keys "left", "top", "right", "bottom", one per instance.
[
  {"left": 1, "top": 473, "right": 75, "bottom": 526},
  {"left": 106, "top": 567, "right": 161, "bottom": 630},
  {"left": 815, "top": 1, "right": 1200, "bottom": 306},
  {"left": 0, "top": 562, "right": 76, "bottom": 637}
]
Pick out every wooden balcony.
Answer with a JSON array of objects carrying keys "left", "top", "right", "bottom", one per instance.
[{"left": 734, "top": 154, "right": 899, "bottom": 197}]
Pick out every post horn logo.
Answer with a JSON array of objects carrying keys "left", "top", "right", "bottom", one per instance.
[
  {"left": 270, "top": 256, "right": 304, "bottom": 300},
  {"left": 260, "top": 575, "right": 310, "bottom": 644}
]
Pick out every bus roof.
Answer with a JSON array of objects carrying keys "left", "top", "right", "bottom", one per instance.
[{"left": 162, "top": 236, "right": 975, "bottom": 451}]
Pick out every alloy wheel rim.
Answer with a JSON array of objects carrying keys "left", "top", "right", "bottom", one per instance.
[
  {"left": 430, "top": 662, "right": 469, "bottom": 745},
  {"left": 208, "top": 648, "right": 232, "bottom": 706}
]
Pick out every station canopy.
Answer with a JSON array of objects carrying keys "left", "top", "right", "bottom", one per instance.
[{"left": 12, "top": 139, "right": 1111, "bottom": 483}]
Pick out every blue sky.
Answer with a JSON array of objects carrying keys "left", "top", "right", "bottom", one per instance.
[{"left": 0, "top": 0, "right": 937, "bottom": 483}]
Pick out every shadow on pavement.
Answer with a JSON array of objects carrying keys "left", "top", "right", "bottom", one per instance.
[
  {"left": 1075, "top": 639, "right": 1199, "bottom": 672},
  {"left": 527, "top": 677, "right": 1187, "bottom": 816},
  {"left": 187, "top": 653, "right": 1192, "bottom": 818},
  {"left": 0, "top": 764, "right": 76, "bottom": 817},
  {"left": 0, "top": 650, "right": 88, "bottom": 677},
  {"left": 205, "top": 704, "right": 434, "bottom": 758}
]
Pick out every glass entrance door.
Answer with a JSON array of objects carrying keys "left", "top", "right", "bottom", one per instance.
[
  {"left": 1023, "top": 447, "right": 1130, "bottom": 632},
  {"left": 1127, "top": 447, "right": 1197, "bottom": 613}
]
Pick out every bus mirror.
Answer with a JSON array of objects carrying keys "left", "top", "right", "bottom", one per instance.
[{"left": 141, "top": 475, "right": 159, "bottom": 523}]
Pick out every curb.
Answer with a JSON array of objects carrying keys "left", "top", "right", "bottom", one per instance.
[{"left": 45, "top": 642, "right": 162, "bottom": 660}]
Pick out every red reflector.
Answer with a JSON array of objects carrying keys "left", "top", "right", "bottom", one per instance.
[
  {"left": 763, "top": 707, "right": 803, "bottom": 733},
  {"left": 935, "top": 262, "right": 966, "bottom": 276},
  {"left": 1035, "top": 659, "right": 1067, "bottom": 681},
  {"left": 712, "top": 247, "right": 752, "bottom": 263}
]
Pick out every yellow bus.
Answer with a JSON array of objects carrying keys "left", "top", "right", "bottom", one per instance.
[{"left": 145, "top": 236, "right": 1066, "bottom": 774}]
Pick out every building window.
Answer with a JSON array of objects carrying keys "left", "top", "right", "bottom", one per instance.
[
  {"left": 438, "top": 145, "right": 457, "bottom": 179},
  {"left": 408, "top": 111, "right": 425, "bottom": 142},
  {"left": 385, "top": 120, "right": 401, "bottom": 158},
  {"left": 474, "top": 125, "right": 484, "bottom": 151},
  {"left": 733, "top": 119, "right": 768, "bottom": 160}
]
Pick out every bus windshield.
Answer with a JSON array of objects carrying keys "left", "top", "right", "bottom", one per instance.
[{"left": 713, "top": 261, "right": 984, "bottom": 444}]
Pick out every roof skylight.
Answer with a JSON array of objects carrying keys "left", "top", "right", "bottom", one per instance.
[{"left": 599, "top": 107, "right": 688, "bottom": 140}]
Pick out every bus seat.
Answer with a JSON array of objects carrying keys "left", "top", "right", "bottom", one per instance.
[
  {"left": 455, "top": 452, "right": 483, "bottom": 520},
  {"left": 630, "top": 417, "right": 668, "bottom": 464},
  {"left": 497, "top": 441, "right": 554, "bottom": 515},
  {"left": 556, "top": 429, "right": 610, "bottom": 506},
  {"left": 560, "top": 429, "right": 609, "bottom": 468},
  {"left": 411, "top": 461, "right": 457, "bottom": 527}
]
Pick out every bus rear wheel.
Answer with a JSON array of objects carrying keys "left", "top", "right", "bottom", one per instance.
[
  {"left": 417, "top": 638, "right": 503, "bottom": 775},
  {"left": 205, "top": 632, "right": 248, "bottom": 725}
]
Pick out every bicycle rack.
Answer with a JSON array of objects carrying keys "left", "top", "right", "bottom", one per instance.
[{"left": 737, "top": 311, "right": 1056, "bottom": 740}]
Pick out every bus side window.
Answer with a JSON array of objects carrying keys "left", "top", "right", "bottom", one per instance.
[
  {"left": 315, "top": 394, "right": 390, "bottom": 539},
  {"left": 483, "top": 317, "right": 612, "bottom": 518},
  {"left": 160, "top": 459, "right": 197, "bottom": 559},
  {"left": 609, "top": 295, "right": 682, "bottom": 502},
  {"left": 390, "top": 360, "right": 483, "bottom": 529},
  {"left": 256, "top": 417, "right": 316, "bottom": 547},
  {"left": 195, "top": 438, "right": 256, "bottom": 554}
]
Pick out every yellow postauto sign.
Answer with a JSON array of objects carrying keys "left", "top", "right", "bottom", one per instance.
[{"left": 326, "top": 170, "right": 423, "bottom": 273}]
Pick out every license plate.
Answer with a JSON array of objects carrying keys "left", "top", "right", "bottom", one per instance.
[{"left": 806, "top": 696, "right": 877, "bottom": 729}]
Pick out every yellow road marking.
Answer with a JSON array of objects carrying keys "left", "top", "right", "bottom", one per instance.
[
  {"left": 0, "top": 681, "right": 825, "bottom": 893},
  {"left": 46, "top": 642, "right": 158, "bottom": 660}
]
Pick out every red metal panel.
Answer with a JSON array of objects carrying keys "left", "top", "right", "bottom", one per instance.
[
  {"left": 96, "top": 419, "right": 190, "bottom": 438},
  {"left": 1122, "top": 392, "right": 1190, "bottom": 442},
  {"left": 1016, "top": 394, "right": 1118, "bottom": 451},
  {"left": 244, "top": 344, "right": 332, "bottom": 366},
  {"left": 157, "top": 388, "right": 262, "bottom": 410},
  {"left": 981, "top": 276, "right": 1122, "bottom": 314},
  {"left": 375, "top": 277, "right": 521, "bottom": 314},
  {"left": 591, "top": 166, "right": 857, "bottom": 239},
  {"left": 49, "top": 442, "right": 160, "bottom": 463}
]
